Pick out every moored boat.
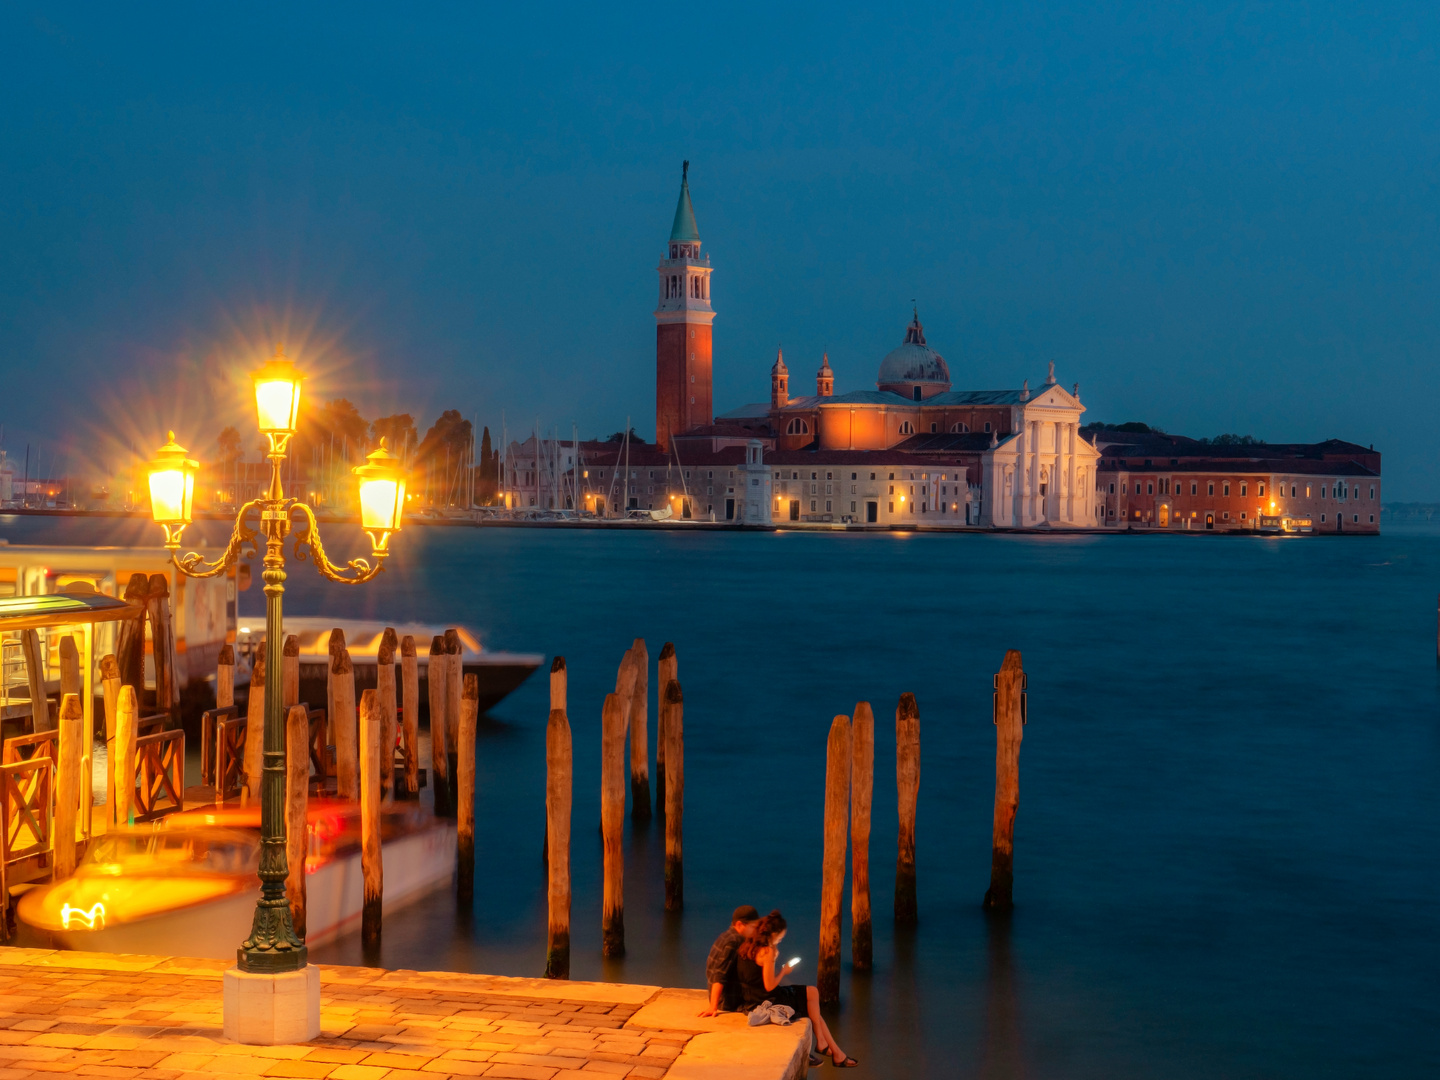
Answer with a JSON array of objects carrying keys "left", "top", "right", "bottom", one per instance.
[{"left": 17, "top": 800, "right": 455, "bottom": 957}]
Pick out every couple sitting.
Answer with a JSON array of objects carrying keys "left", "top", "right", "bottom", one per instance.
[{"left": 700, "top": 904, "right": 858, "bottom": 1068}]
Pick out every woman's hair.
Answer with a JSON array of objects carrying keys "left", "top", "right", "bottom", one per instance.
[{"left": 738, "top": 910, "right": 787, "bottom": 960}]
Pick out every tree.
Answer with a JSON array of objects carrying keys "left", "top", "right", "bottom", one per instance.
[
  {"left": 1201, "top": 434, "right": 1262, "bottom": 446},
  {"left": 216, "top": 426, "right": 244, "bottom": 465},
  {"left": 415, "top": 410, "right": 474, "bottom": 506},
  {"left": 371, "top": 414, "right": 418, "bottom": 461}
]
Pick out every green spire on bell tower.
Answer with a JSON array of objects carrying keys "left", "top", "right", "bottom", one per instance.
[{"left": 669, "top": 160, "right": 701, "bottom": 243}]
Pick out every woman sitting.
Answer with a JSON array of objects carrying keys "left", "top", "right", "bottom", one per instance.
[{"left": 736, "top": 910, "right": 858, "bottom": 1068}]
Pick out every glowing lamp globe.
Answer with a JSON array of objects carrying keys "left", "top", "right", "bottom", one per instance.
[
  {"left": 250, "top": 345, "right": 303, "bottom": 444},
  {"left": 353, "top": 439, "right": 406, "bottom": 551},
  {"left": 147, "top": 432, "right": 198, "bottom": 547}
]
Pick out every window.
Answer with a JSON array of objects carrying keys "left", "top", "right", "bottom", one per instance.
[
  {"left": 1223, "top": 512, "right": 1230, "bottom": 519},
  {"left": 826, "top": 500, "right": 832, "bottom": 513},
  {"left": 1147, "top": 483, "right": 1153, "bottom": 495},
  {"left": 1122, "top": 482, "right": 1127, "bottom": 494},
  {"left": 792, "top": 472, "right": 799, "bottom": 480},
  {"left": 888, "top": 501, "right": 895, "bottom": 513},
  {"left": 984, "top": 422, "right": 992, "bottom": 433},
  {"left": 1320, "top": 514, "right": 1326, "bottom": 522},
  {"left": 811, "top": 483, "right": 817, "bottom": 494},
  {"left": 826, "top": 472, "right": 833, "bottom": 480},
  {"left": 1353, "top": 514, "right": 1359, "bottom": 523},
  {"left": 685, "top": 470, "right": 691, "bottom": 479},
  {"left": 871, "top": 473, "right": 877, "bottom": 480},
  {"left": 811, "top": 500, "right": 817, "bottom": 512},
  {"left": 1208, "top": 482, "right": 1215, "bottom": 496},
  {"left": 1240, "top": 512, "right": 1247, "bottom": 520},
  {"left": 1240, "top": 483, "right": 1247, "bottom": 497},
  {"left": 811, "top": 472, "right": 818, "bottom": 480},
  {"left": 951, "top": 422, "right": 969, "bottom": 433},
  {"left": 1258, "top": 483, "right": 1264, "bottom": 496},
  {"left": 913, "top": 386, "right": 923, "bottom": 401},
  {"left": 851, "top": 502, "right": 857, "bottom": 513},
  {"left": 1370, "top": 486, "right": 1375, "bottom": 499},
  {"left": 929, "top": 422, "right": 938, "bottom": 433},
  {"left": 889, "top": 473, "right": 895, "bottom": 480},
  {"left": 899, "top": 421, "right": 915, "bottom": 435},
  {"left": 851, "top": 473, "right": 857, "bottom": 480},
  {"left": 785, "top": 418, "right": 810, "bottom": 435},
  {"left": 1109, "top": 483, "right": 1115, "bottom": 494},
  {"left": 1223, "top": 482, "right": 1230, "bottom": 496},
  {"left": 851, "top": 484, "right": 856, "bottom": 493},
  {"left": 888, "top": 485, "right": 895, "bottom": 495}
]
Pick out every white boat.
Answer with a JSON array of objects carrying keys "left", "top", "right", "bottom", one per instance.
[{"left": 17, "top": 800, "right": 455, "bottom": 957}]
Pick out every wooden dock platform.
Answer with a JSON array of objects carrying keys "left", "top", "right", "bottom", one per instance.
[{"left": 0, "top": 949, "right": 809, "bottom": 1080}]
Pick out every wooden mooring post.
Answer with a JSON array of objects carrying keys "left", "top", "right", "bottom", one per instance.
[
  {"left": 147, "top": 574, "right": 179, "bottom": 724},
  {"left": 54, "top": 694, "right": 84, "bottom": 878},
  {"left": 216, "top": 643, "right": 235, "bottom": 709},
  {"left": 328, "top": 628, "right": 346, "bottom": 756},
  {"left": 895, "top": 692, "right": 921, "bottom": 924},
  {"left": 457, "top": 673, "right": 478, "bottom": 905},
  {"left": 601, "top": 691, "right": 626, "bottom": 956},
  {"left": 428, "top": 635, "right": 450, "bottom": 815},
  {"left": 378, "top": 629, "right": 398, "bottom": 802},
  {"left": 400, "top": 635, "right": 420, "bottom": 797},
  {"left": 444, "top": 629, "right": 463, "bottom": 820},
  {"left": 115, "top": 573, "right": 148, "bottom": 693},
  {"left": 655, "top": 642, "right": 676, "bottom": 812},
  {"left": 818, "top": 713, "right": 852, "bottom": 1004},
  {"left": 545, "top": 658, "right": 572, "bottom": 979},
  {"left": 850, "top": 700, "right": 874, "bottom": 971},
  {"left": 21, "top": 629, "right": 48, "bottom": 730},
  {"left": 100, "top": 654, "right": 121, "bottom": 819},
  {"left": 663, "top": 679, "right": 684, "bottom": 911},
  {"left": 333, "top": 648, "right": 358, "bottom": 800},
  {"left": 984, "top": 651, "right": 1025, "bottom": 912},
  {"left": 282, "top": 634, "right": 300, "bottom": 710},
  {"left": 244, "top": 641, "right": 266, "bottom": 803},
  {"left": 113, "top": 685, "right": 138, "bottom": 827},
  {"left": 629, "top": 638, "right": 650, "bottom": 820},
  {"left": 359, "top": 688, "right": 383, "bottom": 947},
  {"left": 286, "top": 703, "right": 309, "bottom": 937}
]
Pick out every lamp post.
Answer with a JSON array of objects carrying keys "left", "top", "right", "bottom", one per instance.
[{"left": 147, "top": 345, "right": 406, "bottom": 978}]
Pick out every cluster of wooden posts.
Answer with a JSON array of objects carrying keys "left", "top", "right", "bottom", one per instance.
[
  {"left": 210, "top": 626, "right": 478, "bottom": 947},
  {"left": 542, "top": 639, "right": 683, "bottom": 980},
  {"left": 0, "top": 573, "right": 187, "bottom": 939},
  {"left": 814, "top": 649, "right": 1027, "bottom": 1004}
]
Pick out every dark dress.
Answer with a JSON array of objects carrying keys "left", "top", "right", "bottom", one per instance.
[{"left": 736, "top": 952, "right": 809, "bottom": 1016}]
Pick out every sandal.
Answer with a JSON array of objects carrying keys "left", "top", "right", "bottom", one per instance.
[
  {"left": 830, "top": 1054, "right": 860, "bottom": 1068},
  {"left": 808, "top": 1051, "right": 826, "bottom": 1067}
]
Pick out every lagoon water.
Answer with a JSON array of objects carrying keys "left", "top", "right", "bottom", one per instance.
[{"left": 5, "top": 515, "right": 1438, "bottom": 1076}]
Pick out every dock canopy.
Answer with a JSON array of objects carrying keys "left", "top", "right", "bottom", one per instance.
[{"left": 0, "top": 591, "right": 143, "bottom": 631}]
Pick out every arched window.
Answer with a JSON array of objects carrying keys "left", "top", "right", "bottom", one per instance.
[
  {"left": 930, "top": 422, "right": 938, "bottom": 433},
  {"left": 898, "top": 421, "right": 915, "bottom": 435},
  {"left": 951, "top": 422, "right": 969, "bottom": 433},
  {"left": 785, "top": 418, "right": 810, "bottom": 435}
]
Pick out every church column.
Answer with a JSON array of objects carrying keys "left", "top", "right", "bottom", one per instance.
[
  {"left": 1028, "top": 420, "right": 1040, "bottom": 523},
  {"left": 1065, "top": 422, "right": 1077, "bottom": 522},
  {"left": 1011, "top": 424, "right": 1026, "bottom": 526}
]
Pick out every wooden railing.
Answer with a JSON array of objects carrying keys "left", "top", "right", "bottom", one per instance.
[
  {"left": 133, "top": 728, "right": 184, "bottom": 823},
  {"left": 2, "top": 729, "right": 57, "bottom": 767},
  {"left": 201, "top": 705, "right": 241, "bottom": 786},
  {"left": 136, "top": 714, "right": 169, "bottom": 738},
  {"left": 0, "top": 756, "right": 54, "bottom": 942},
  {"left": 213, "top": 712, "right": 247, "bottom": 803}
]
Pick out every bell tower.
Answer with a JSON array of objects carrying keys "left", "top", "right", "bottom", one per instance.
[{"left": 655, "top": 161, "right": 714, "bottom": 451}]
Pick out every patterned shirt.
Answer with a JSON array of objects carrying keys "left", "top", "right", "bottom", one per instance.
[{"left": 705, "top": 928, "right": 744, "bottom": 1010}]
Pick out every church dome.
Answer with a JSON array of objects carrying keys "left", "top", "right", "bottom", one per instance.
[{"left": 877, "top": 311, "right": 950, "bottom": 396}]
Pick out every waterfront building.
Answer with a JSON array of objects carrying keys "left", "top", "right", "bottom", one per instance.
[{"left": 1092, "top": 432, "right": 1382, "bottom": 533}]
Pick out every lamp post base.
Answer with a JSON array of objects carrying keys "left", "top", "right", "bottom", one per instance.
[{"left": 223, "top": 965, "right": 320, "bottom": 1044}]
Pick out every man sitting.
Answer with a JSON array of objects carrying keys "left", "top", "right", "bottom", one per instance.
[{"left": 698, "top": 905, "right": 760, "bottom": 1016}]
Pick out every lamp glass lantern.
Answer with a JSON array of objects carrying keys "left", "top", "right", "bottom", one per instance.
[
  {"left": 353, "top": 439, "right": 406, "bottom": 552},
  {"left": 251, "top": 346, "right": 303, "bottom": 451},
  {"left": 147, "top": 431, "right": 198, "bottom": 545}
]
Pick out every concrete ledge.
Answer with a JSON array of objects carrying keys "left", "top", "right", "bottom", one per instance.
[
  {"left": 629, "top": 988, "right": 811, "bottom": 1079},
  {"left": 667, "top": 1028, "right": 812, "bottom": 1080}
]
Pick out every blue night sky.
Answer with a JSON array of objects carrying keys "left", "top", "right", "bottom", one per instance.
[{"left": 1, "top": 4, "right": 1436, "bottom": 494}]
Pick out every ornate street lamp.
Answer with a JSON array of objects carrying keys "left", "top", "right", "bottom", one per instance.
[{"left": 147, "top": 344, "right": 404, "bottom": 978}]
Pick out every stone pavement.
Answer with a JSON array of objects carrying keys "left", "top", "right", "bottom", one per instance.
[{"left": 0, "top": 950, "right": 808, "bottom": 1080}]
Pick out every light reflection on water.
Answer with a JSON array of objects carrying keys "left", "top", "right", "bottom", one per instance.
[{"left": 4, "top": 514, "right": 1438, "bottom": 1077}]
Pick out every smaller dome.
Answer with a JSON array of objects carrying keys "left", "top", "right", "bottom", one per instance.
[
  {"left": 817, "top": 352, "right": 833, "bottom": 378},
  {"left": 877, "top": 311, "right": 950, "bottom": 394}
]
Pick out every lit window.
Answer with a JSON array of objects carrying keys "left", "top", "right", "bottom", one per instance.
[
  {"left": 786, "top": 418, "right": 810, "bottom": 435},
  {"left": 899, "top": 421, "right": 915, "bottom": 435}
]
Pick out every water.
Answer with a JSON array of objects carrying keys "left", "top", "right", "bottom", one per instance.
[{"left": 4, "top": 515, "right": 1438, "bottom": 1076}]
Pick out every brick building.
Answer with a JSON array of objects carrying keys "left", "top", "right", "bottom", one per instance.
[{"left": 1093, "top": 433, "right": 1381, "bottom": 533}]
